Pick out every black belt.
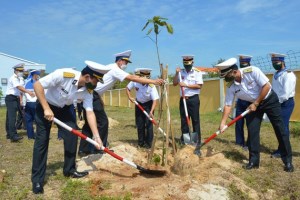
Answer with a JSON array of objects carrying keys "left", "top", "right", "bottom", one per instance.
[
  {"left": 260, "top": 90, "right": 274, "bottom": 104},
  {"left": 6, "top": 94, "right": 19, "bottom": 99},
  {"left": 181, "top": 94, "right": 198, "bottom": 100}
]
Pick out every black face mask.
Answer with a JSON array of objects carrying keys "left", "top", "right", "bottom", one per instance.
[
  {"left": 85, "top": 82, "right": 96, "bottom": 92},
  {"left": 272, "top": 62, "right": 282, "bottom": 70},
  {"left": 224, "top": 73, "right": 235, "bottom": 82},
  {"left": 240, "top": 63, "right": 249, "bottom": 68},
  {"left": 184, "top": 65, "right": 193, "bottom": 72}
]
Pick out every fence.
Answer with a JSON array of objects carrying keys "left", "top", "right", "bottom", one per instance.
[
  {"left": 102, "top": 71, "right": 300, "bottom": 122},
  {"left": 252, "top": 50, "right": 300, "bottom": 73}
]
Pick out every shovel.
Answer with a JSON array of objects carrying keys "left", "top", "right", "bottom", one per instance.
[
  {"left": 133, "top": 100, "right": 172, "bottom": 144},
  {"left": 194, "top": 109, "right": 250, "bottom": 155},
  {"left": 53, "top": 117, "right": 166, "bottom": 176},
  {"left": 178, "top": 71, "right": 198, "bottom": 145}
]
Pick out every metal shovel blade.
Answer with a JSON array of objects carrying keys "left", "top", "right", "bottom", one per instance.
[
  {"left": 183, "top": 132, "right": 198, "bottom": 145},
  {"left": 183, "top": 133, "right": 191, "bottom": 144},
  {"left": 190, "top": 132, "right": 199, "bottom": 144},
  {"left": 137, "top": 165, "right": 167, "bottom": 176}
]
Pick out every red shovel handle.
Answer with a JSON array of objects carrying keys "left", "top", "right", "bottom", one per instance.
[{"left": 199, "top": 109, "right": 250, "bottom": 148}]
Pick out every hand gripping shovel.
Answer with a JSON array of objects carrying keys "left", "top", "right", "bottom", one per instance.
[
  {"left": 178, "top": 71, "right": 198, "bottom": 145},
  {"left": 133, "top": 100, "right": 174, "bottom": 146},
  {"left": 133, "top": 100, "right": 170, "bottom": 140},
  {"left": 53, "top": 117, "right": 166, "bottom": 176},
  {"left": 194, "top": 109, "right": 250, "bottom": 155}
]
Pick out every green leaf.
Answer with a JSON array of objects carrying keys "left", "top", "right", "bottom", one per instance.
[
  {"left": 166, "top": 23, "right": 174, "bottom": 34},
  {"left": 146, "top": 28, "right": 153, "bottom": 35},
  {"left": 154, "top": 24, "right": 159, "bottom": 34},
  {"left": 142, "top": 21, "right": 150, "bottom": 31},
  {"left": 153, "top": 16, "right": 160, "bottom": 21}
]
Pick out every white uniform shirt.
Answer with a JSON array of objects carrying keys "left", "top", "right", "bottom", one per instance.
[
  {"left": 225, "top": 66, "right": 270, "bottom": 106},
  {"left": 127, "top": 82, "right": 159, "bottom": 103},
  {"left": 272, "top": 70, "right": 296, "bottom": 103},
  {"left": 39, "top": 68, "right": 93, "bottom": 111},
  {"left": 178, "top": 68, "right": 203, "bottom": 97},
  {"left": 5, "top": 73, "right": 24, "bottom": 96},
  {"left": 95, "top": 63, "right": 129, "bottom": 95}
]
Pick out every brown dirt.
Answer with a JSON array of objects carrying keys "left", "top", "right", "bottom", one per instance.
[{"left": 76, "top": 143, "right": 260, "bottom": 200}]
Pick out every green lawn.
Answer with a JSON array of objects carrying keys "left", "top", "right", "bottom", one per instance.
[{"left": 0, "top": 106, "right": 299, "bottom": 199}]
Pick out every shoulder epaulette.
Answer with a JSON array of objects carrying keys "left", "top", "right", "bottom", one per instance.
[
  {"left": 63, "top": 72, "right": 75, "bottom": 78},
  {"left": 193, "top": 67, "right": 201, "bottom": 72},
  {"left": 243, "top": 67, "right": 252, "bottom": 73},
  {"left": 149, "top": 84, "right": 154, "bottom": 88},
  {"left": 226, "top": 81, "right": 234, "bottom": 88}
]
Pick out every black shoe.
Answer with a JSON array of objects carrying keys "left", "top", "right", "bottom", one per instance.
[
  {"left": 242, "top": 146, "right": 249, "bottom": 151},
  {"left": 143, "top": 144, "right": 151, "bottom": 149},
  {"left": 32, "top": 182, "right": 44, "bottom": 194},
  {"left": 284, "top": 163, "right": 294, "bottom": 172},
  {"left": 78, "top": 151, "right": 91, "bottom": 157},
  {"left": 243, "top": 162, "right": 259, "bottom": 170},
  {"left": 194, "top": 146, "right": 202, "bottom": 156},
  {"left": 11, "top": 135, "right": 23, "bottom": 142},
  {"left": 271, "top": 150, "right": 281, "bottom": 158},
  {"left": 64, "top": 171, "right": 89, "bottom": 178}
]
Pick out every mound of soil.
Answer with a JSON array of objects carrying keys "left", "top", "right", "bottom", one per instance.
[{"left": 75, "top": 143, "right": 261, "bottom": 200}]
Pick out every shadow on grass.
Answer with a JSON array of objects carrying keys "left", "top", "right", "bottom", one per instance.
[
  {"left": 124, "top": 124, "right": 136, "bottom": 128},
  {"left": 222, "top": 150, "right": 248, "bottom": 162},
  {"left": 214, "top": 137, "right": 300, "bottom": 158},
  {"left": 45, "top": 161, "right": 64, "bottom": 181}
]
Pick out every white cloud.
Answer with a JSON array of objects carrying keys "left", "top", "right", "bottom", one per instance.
[{"left": 235, "top": 0, "right": 281, "bottom": 14}]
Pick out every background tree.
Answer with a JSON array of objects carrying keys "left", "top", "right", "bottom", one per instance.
[{"left": 0, "top": 87, "right": 3, "bottom": 106}]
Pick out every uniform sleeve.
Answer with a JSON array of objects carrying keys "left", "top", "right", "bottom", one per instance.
[
  {"left": 252, "top": 67, "right": 269, "bottom": 87},
  {"left": 127, "top": 81, "right": 134, "bottom": 90},
  {"left": 281, "top": 72, "right": 297, "bottom": 102},
  {"left": 82, "top": 93, "right": 93, "bottom": 111},
  {"left": 150, "top": 86, "right": 160, "bottom": 100},
  {"left": 112, "top": 67, "right": 129, "bottom": 82},
  {"left": 195, "top": 71, "right": 204, "bottom": 84},
  {"left": 12, "top": 77, "right": 23, "bottom": 88},
  {"left": 225, "top": 87, "right": 235, "bottom": 106},
  {"left": 39, "top": 69, "right": 64, "bottom": 89}
]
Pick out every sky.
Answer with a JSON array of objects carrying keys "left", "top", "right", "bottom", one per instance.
[{"left": 1, "top": 0, "right": 300, "bottom": 77}]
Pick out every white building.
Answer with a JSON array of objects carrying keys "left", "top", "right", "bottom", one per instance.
[{"left": 0, "top": 52, "right": 46, "bottom": 105}]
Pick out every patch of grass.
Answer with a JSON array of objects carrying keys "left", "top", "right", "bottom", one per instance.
[
  {"left": 1, "top": 105, "right": 300, "bottom": 199},
  {"left": 228, "top": 183, "right": 250, "bottom": 200},
  {"left": 290, "top": 121, "right": 300, "bottom": 137},
  {"left": 61, "top": 180, "right": 93, "bottom": 199}
]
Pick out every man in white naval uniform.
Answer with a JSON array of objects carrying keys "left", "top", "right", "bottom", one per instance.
[
  {"left": 269, "top": 53, "right": 296, "bottom": 158},
  {"left": 215, "top": 58, "right": 294, "bottom": 172},
  {"left": 173, "top": 55, "right": 203, "bottom": 153},
  {"left": 126, "top": 68, "right": 159, "bottom": 148},
  {"left": 78, "top": 50, "right": 164, "bottom": 155},
  {"left": 31, "top": 61, "right": 110, "bottom": 194},
  {"left": 5, "top": 63, "right": 35, "bottom": 142}
]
